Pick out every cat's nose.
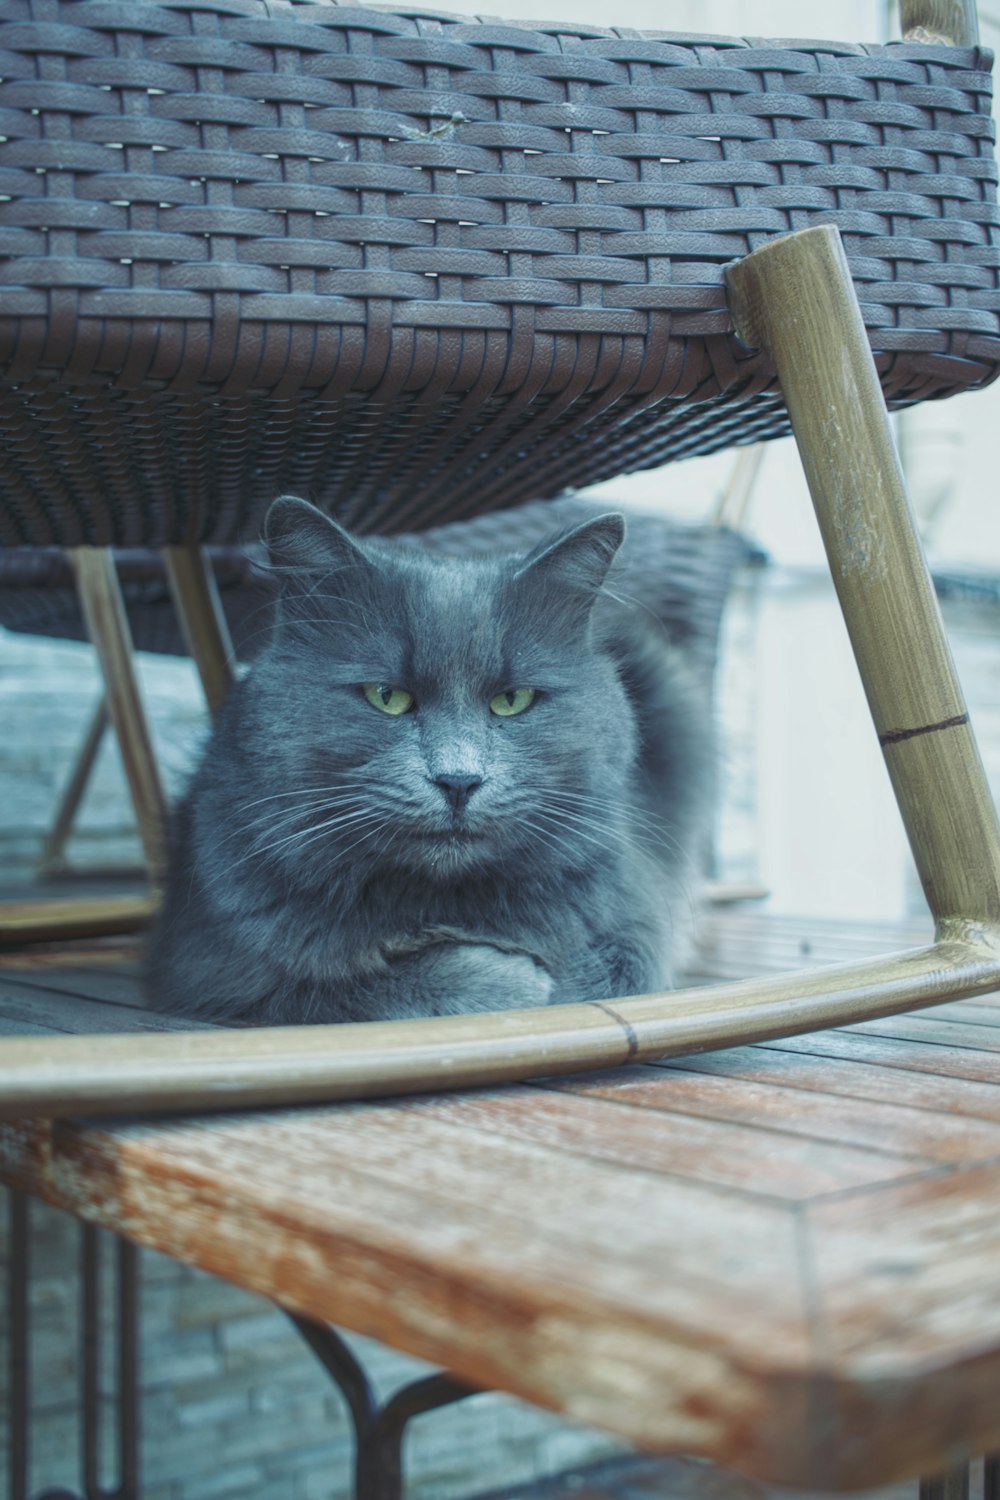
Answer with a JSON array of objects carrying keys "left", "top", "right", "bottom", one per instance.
[{"left": 433, "top": 773, "right": 483, "bottom": 813}]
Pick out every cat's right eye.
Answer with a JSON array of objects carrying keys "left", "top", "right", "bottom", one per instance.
[{"left": 362, "top": 683, "right": 415, "bottom": 716}]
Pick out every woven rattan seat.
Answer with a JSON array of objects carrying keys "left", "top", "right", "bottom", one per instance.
[{"left": 0, "top": 0, "right": 998, "bottom": 547}]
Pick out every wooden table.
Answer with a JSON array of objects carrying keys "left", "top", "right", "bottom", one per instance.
[{"left": 2, "top": 911, "right": 1000, "bottom": 1493}]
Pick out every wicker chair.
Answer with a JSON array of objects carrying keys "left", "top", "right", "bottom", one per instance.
[
  {"left": 0, "top": 0, "right": 996, "bottom": 548},
  {"left": 1, "top": 0, "right": 999, "bottom": 1069}
]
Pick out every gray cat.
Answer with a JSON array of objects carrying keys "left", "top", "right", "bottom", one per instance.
[{"left": 146, "top": 496, "right": 713, "bottom": 1024}]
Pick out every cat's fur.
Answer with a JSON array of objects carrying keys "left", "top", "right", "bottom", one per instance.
[{"left": 146, "top": 497, "right": 713, "bottom": 1023}]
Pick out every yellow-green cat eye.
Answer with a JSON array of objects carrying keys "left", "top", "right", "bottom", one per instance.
[
  {"left": 363, "top": 683, "right": 414, "bottom": 716},
  {"left": 489, "top": 687, "right": 536, "bottom": 718}
]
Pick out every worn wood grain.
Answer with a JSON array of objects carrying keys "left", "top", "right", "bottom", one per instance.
[
  {"left": 918, "top": 1000, "right": 1000, "bottom": 1025},
  {"left": 0, "top": 980, "right": 213, "bottom": 1035},
  {"left": 844, "top": 1014, "right": 1000, "bottom": 1053},
  {"left": 1, "top": 1108, "right": 816, "bottom": 1482},
  {"left": 804, "top": 1166, "right": 1000, "bottom": 1482},
  {"left": 4, "top": 959, "right": 149, "bottom": 1008},
  {"left": 4, "top": 1088, "right": 1000, "bottom": 1489},
  {"left": 761, "top": 1032, "right": 1000, "bottom": 1086},
  {"left": 0, "top": 896, "right": 155, "bottom": 948},
  {"left": 656, "top": 1048, "right": 1000, "bottom": 1123},
  {"left": 551, "top": 1064, "right": 1000, "bottom": 1165},
  {"left": 387, "top": 1083, "right": 940, "bottom": 1200}
]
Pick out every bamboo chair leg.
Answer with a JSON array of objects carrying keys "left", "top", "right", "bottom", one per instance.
[
  {"left": 726, "top": 225, "right": 1000, "bottom": 946},
  {"left": 920, "top": 1468, "right": 970, "bottom": 1500},
  {"left": 900, "top": 0, "right": 979, "bottom": 45},
  {"left": 161, "top": 545, "right": 236, "bottom": 720},
  {"left": 1, "top": 552, "right": 166, "bottom": 944},
  {"left": 69, "top": 548, "right": 167, "bottom": 879},
  {"left": 710, "top": 443, "right": 765, "bottom": 531},
  {"left": 38, "top": 546, "right": 233, "bottom": 885},
  {"left": 36, "top": 695, "right": 109, "bottom": 877}
]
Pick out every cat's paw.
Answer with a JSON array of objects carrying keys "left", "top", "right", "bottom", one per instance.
[
  {"left": 457, "top": 945, "right": 554, "bottom": 1012},
  {"left": 394, "top": 941, "right": 553, "bottom": 1016}
]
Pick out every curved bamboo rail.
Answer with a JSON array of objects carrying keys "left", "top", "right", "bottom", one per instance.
[{"left": 1, "top": 937, "right": 999, "bottom": 1119}]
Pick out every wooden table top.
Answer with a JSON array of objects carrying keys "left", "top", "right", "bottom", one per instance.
[{"left": 2, "top": 909, "right": 999, "bottom": 1492}]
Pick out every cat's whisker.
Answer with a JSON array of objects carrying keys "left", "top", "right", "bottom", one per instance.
[
  {"left": 209, "top": 797, "right": 374, "bottom": 856},
  {"left": 521, "top": 816, "right": 585, "bottom": 866},
  {"left": 544, "top": 786, "right": 679, "bottom": 831},
  {"left": 536, "top": 801, "right": 699, "bottom": 886},
  {"left": 237, "top": 808, "right": 382, "bottom": 865},
  {"left": 236, "top": 784, "right": 377, "bottom": 812},
  {"left": 543, "top": 791, "right": 692, "bottom": 863},
  {"left": 533, "top": 808, "right": 622, "bottom": 862},
  {"left": 323, "top": 819, "right": 393, "bottom": 861}
]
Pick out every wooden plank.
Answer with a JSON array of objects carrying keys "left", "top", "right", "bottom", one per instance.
[
  {"left": 0, "top": 937, "right": 141, "bottom": 967},
  {"left": 549, "top": 1066, "right": 1000, "bottom": 1166},
  {"left": 693, "top": 913, "right": 934, "bottom": 961},
  {"left": 759, "top": 1033, "right": 1000, "bottom": 1086},
  {"left": 804, "top": 1165, "right": 1000, "bottom": 1483},
  {"left": 3, "top": 961, "right": 148, "bottom": 1009},
  {"left": 656, "top": 1048, "right": 1000, "bottom": 1124},
  {"left": 0, "top": 1109, "right": 817, "bottom": 1484},
  {"left": 918, "top": 999, "right": 1000, "bottom": 1025},
  {"left": 0, "top": 1015, "right": 66, "bottom": 1037},
  {"left": 844, "top": 1015, "right": 1000, "bottom": 1053},
  {"left": 0, "top": 978, "right": 214, "bottom": 1036},
  {"left": 685, "top": 915, "right": 939, "bottom": 983},
  {"left": 386, "top": 1084, "right": 939, "bottom": 1202},
  {"left": 6, "top": 1097, "right": 1000, "bottom": 1488},
  {"left": 0, "top": 896, "right": 156, "bottom": 947}
]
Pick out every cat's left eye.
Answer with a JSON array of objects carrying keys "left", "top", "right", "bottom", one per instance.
[
  {"left": 489, "top": 687, "right": 536, "bottom": 718},
  {"left": 363, "top": 683, "right": 415, "bottom": 716}
]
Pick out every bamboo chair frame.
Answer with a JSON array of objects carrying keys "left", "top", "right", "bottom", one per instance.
[
  {"left": 3, "top": 217, "right": 1000, "bottom": 1119},
  {"left": 0, "top": 539, "right": 234, "bottom": 942}
]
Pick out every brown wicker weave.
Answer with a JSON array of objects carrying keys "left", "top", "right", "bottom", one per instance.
[{"left": 0, "top": 0, "right": 997, "bottom": 546}]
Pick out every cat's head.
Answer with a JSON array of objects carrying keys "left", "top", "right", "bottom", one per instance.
[{"left": 248, "top": 495, "right": 635, "bottom": 882}]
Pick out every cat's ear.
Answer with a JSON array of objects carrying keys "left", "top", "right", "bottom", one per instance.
[
  {"left": 516, "top": 513, "right": 625, "bottom": 599},
  {"left": 264, "top": 495, "right": 373, "bottom": 582}
]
